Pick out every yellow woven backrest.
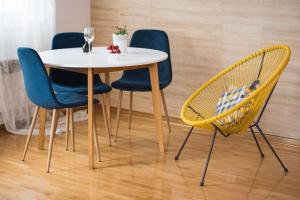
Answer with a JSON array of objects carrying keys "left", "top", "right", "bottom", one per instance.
[{"left": 181, "top": 45, "right": 291, "bottom": 135}]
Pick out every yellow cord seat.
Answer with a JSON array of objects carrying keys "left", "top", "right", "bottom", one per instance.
[{"left": 181, "top": 44, "right": 291, "bottom": 135}]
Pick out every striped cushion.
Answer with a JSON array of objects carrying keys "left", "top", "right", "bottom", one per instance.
[
  {"left": 215, "top": 80, "right": 259, "bottom": 126},
  {"left": 215, "top": 86, "right": 248, "bottom": 115}
]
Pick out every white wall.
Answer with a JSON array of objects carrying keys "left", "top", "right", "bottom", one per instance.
[{"left": 55, "top": 0, "right": 90, "bottom": 33}]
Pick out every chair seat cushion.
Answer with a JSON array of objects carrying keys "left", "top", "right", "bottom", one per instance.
[
  {"left": 52, "top": 78, "right": 112, "bottom": 95},
  {"left": 56, "top": 92, "right": 99, "bottom": 108},
  {"left": 111, "top": 77, "right": 170, "bottom": 91},
  {"left": 215, "top": 80, "right": 260, "bottom": 126}
]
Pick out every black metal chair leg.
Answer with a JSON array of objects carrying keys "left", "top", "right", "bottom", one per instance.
[
  {"left": 200, "top": 128, "right": 217, "bottom": 186},
  {"left": 175, "top": 127, "right": 194, "bottom": 160},
  {"left": 250, "top": 127, "right": 264, "bottom": 158},
  {"left": 255, "top": 124, "right": 288, "bottom": 173}
]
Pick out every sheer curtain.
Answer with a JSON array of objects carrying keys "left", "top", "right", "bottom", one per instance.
[{"left": 0, "top": 0, "right": 56, "bottom": 134}]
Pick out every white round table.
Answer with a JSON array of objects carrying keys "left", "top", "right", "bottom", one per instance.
[{"left": 39, "top": 47, "right": 168, "bottom": 168}]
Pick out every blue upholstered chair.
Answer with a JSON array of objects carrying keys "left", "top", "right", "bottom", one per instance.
[
  {"left": 18, "top": 47, "right": 101, "bottom": 172},
  {"left": 111, "top": 30, "right": 172, "bottom": 141},
  {"left": 50, "top": 32, "right": 112, "bottom": 148}
]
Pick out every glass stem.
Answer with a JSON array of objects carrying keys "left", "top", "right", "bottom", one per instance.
[{"left": 88, "top": 42, "right": 91, "bottom": 53}]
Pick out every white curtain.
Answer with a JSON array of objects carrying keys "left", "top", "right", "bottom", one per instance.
[{"left": 0, "top": 0, "right": 56, "bottom": 134}]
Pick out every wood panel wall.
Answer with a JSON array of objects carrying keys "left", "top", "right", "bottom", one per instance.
[{"left": 91, "top": 0, "right": 300, "bottom": 139}]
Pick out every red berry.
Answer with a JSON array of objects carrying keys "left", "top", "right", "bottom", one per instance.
[{"left": 116, "top": 49, "right": 121, "bottom": 54}]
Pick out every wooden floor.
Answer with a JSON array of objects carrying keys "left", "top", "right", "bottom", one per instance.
[{"left": 0, "top": 107, "right": 300, "bottom": 200}]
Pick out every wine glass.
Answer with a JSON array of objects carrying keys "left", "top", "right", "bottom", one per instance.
[{"left": 84, "top": 27, "right": 94, "bottom": 53}]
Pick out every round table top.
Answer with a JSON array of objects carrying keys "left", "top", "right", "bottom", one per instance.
[{"left": 38, "top": 47, "right": 168, "bottom": 69}]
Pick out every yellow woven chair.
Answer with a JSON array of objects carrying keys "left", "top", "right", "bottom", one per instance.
[{"left": 175, "top": 44, "right": 291, "bottom": 186}]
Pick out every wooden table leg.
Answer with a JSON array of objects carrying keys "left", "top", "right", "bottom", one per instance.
[
  {"left": 38, "top": 108, "right": 47, "bottom": 150},
  {"left": 104, "top": 72, "right": 111, "bottom": 133},
  {"left": 88, "top": 68, "right": 94, "bottom": 168},
  {"left": 149, "top": 63, "right": 164, "bottom": 152}
]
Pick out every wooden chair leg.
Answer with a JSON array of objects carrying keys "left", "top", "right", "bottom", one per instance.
[
  {"left": 104, "top": 72, "right": 111, "bottom": 133},
  {"left": 70, "top": 109, "right": 75, "bottom": 152},
  {"left": 46, "top": 109, "right": 59, "bottom": 173},
  {"left": 93, "top": 115, "right": 101, "bottom": 162},
  {"left": 114, "top": 90, "right": 123, "bottom": 142},
  {"left": 22, "top": 106, "right": 40, "bottom": 161},
  {"left": 101, "top": 95, "right": 112, "bottom": 146},
  {"left": 128, "top": 91, "right": 133, "bottom": 129},
  {"left": 161, "top": 90, "right": 171, "bottom": 132},
  {"left": 65, "top": 109, "right": 70, "bottom": 151}
]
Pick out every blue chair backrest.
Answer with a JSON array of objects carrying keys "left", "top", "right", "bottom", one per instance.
[
  {"left": 17, "top": 47, "right": 60, "bottom": 108},
  {"left": 52, "top": 32, "right": 85, "bottom": 49},
  {"left": 50, "top": 32, "right": 87, "bottom": 85},
  {"left": 123, "top": 29, "right": 172, "bottom": 85}
]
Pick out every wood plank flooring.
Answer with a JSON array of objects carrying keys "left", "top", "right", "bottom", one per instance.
[{"left": 0, "top": 107, "right": 299, "bottom": 199}]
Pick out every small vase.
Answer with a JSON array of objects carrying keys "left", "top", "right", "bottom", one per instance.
[{"left": 112, "top": 34, "right": 128, "bottom": 53}]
